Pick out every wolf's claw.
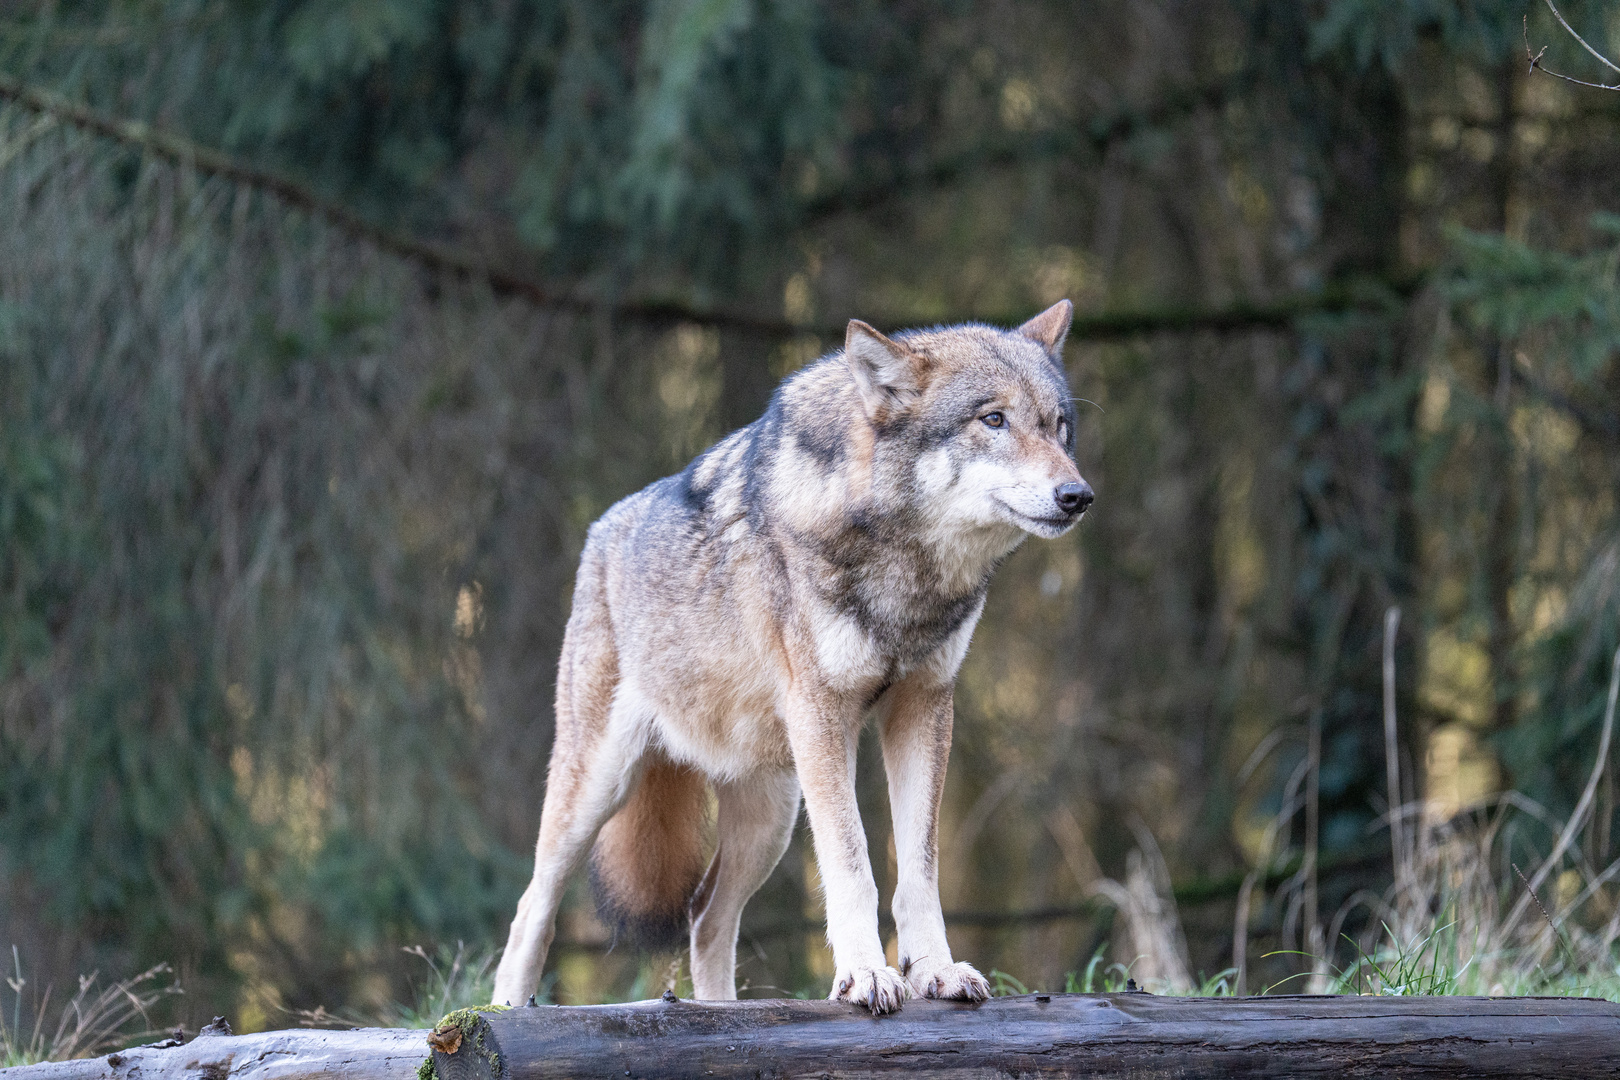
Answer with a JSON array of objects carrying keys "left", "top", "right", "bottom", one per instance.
[
  {"left": 829, "top": 965, "right": 909, "bottom": 1015},
  {"left": 904, "top": 959, "right": 990, "bottom": 1002}
]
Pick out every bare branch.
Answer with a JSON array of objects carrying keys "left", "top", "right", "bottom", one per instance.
[
  {"left": 1545, "top": 0, "right": 1620, "bottom": 75},
  {"left": 1510, "top": 359, "right": 1620, "bottom": 446},
  {"left": 1525, "top": 8, "right": 1620, "bottom": 91}
]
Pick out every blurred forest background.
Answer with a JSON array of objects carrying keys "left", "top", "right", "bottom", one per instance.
[{"left": 4, "top": 0, "right": 1620, "bottom": 1037}]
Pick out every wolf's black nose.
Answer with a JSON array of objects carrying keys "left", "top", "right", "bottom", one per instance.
[{"left": 1055, "top": 481, "right": 1093, "bottom": 515}]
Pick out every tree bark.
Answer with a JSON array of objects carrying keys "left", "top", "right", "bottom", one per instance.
[{"left": 6, "top": 995, "right": 1618, "bottom": 1080}]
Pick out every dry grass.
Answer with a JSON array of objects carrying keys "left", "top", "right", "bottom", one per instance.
[
  {"left": 1301, "top": 641, "right": 1620, "bottom": 997},
  {"left": 0, "top": 948, "right": 182, "bottom": 1066},
  {"left": 1082, "top": 627, "right": 1620, "bottom": 999},
  {"left": 289, "top": 943, "right": 500, "bottom": 1030}
]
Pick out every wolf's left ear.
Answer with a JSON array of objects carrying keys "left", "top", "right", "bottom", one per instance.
[
  {"left": 846, "top": 320, "right": 929, "bottom": 417},
  {"left": 1017, "top": 299, "right": 1073, "bottom": 358}
]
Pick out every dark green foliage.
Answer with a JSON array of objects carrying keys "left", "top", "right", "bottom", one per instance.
[
  {"left": 1309, "top": 0, "right": 1526, "bottom": 70},
  {"left": 1445, "top": 221, "right": 1620, "bottom": 374},
  {"left": 1440, "top": 222, "right": 1620, "bottom": 818},
  {"left": 0, "top": 0, "right": 844, "bottom": 286},
  {"left": 0, "top": 117, "right": 544, "bottom": 1011}
]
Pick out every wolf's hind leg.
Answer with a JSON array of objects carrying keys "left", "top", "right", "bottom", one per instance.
[
  {"left": 493, "top": 692, "right": 649, "bottom": 1005},
  {"left": 688, "top": 769, "right": 801, "bottom": 1000}
]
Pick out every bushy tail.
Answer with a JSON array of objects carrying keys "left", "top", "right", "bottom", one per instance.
[{"left": 589, "top": 753, "right": 708, "bottom": 950}]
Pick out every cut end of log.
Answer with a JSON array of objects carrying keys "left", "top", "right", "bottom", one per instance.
[{"left": 427, "top": 1005, "right": 512, "bottom": 1080}]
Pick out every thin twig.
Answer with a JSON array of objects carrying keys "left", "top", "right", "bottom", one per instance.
[
  {"left": 1232, "top": 870, "right": 1258, "bottom": 996},
  {"left": 1383, "top": 607, "right": 1406, "bottom": 892},
  {"left": 1303, "top": 707, "right": 1333, "bottom": 992},
  {"left": 1512, "top": 863, "right": 1559, "bottom": 938},
  {"left": 1512, "top": 862, "right": 1579, "bottom": 970}
]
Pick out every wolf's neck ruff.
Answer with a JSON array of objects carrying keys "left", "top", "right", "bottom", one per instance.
[{"left": 493, "top": 301, "right": 1092, "bottom": 1015}]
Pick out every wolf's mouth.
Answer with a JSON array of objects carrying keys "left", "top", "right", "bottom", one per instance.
[{"left": 996, "top": 500, "right": 1080, "bottom": 533}]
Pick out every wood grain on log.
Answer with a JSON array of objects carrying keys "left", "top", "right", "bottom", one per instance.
[{"left": 438, "top": 993, "right": 1620, "bottom": 1079}]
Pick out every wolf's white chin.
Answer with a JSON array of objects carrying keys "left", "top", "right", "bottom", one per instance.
[{"left": 1022, "top": 516, "right": 1078, "bottom": 539}]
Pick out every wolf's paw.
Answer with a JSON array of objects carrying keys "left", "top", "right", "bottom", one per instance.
[
  {"left": 902, "top": 957, "right": 991, "bottom": 1002},
  {"left": 830, "top": 965, "right": 910, "bottom": 1015}
]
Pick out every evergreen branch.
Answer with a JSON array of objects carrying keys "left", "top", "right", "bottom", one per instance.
[
  {"left": 0, "top": 70, "right": 567, "bottom": 308},
  {"left": 0, "top": 71, "right": 794, "bottom": 334},
  {"left": 0, "top": 70, "right": 1419, "bottom": 342},
  {"left": 800, "top": 68, "right": 1256, "bottom": 222},
  {"left": 800, "top": 129, "right": 1080, "bottom": 222},
  {"left": 1059, "top": 279, "right": 1419, "bottom": 341}
]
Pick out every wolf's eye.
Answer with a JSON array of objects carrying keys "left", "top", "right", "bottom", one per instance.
[{"left": 981, "top": 411, "right": 1005, "bottom": 429}]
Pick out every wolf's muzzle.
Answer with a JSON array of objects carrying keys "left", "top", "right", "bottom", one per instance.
[{"left": 1055, "top": 481, "right": 1094, "bottom": 516}]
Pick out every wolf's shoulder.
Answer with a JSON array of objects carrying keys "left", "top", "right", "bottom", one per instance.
[{"left": 585, "top": 423, "right": 764, "bottom": 550}]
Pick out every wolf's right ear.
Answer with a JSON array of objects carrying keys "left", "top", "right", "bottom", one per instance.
[
  {"left": 845, "top": 320, "right": 929, "bottom": 418},
  {"left": 1017, "top": 299, "right": 1073, "bottom": 358}
]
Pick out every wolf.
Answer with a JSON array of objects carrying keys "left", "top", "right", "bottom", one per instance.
[{"left": 491, "top": 300, "right": 1093, "bottom": 1014}]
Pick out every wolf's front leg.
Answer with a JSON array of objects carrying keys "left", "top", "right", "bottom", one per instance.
[
  {"left": 880, "top": 680, "right": 990, "bottom": 1003},
  {"left": 784, "top": 688, "right": 909, "bottom": 1015}
]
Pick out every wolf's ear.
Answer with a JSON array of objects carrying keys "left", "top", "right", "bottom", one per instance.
[
  {"left": 845, "top": 320, "right": 928, "bottom": 417},
  {"left": 1017, "top": 299, "right": 1073, "bottom": 357}
]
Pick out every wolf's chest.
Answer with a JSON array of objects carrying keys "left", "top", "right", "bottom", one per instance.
[
  {"left": 806, "top": 559, "right": 987, "bottom": 688},
  {"left": 793, "top": 509, "right": 1004, "bottom": 685}
]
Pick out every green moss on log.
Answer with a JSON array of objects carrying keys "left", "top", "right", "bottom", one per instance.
[{"left": 420, "top": 1003, "right": 511, "bottom": 1080}]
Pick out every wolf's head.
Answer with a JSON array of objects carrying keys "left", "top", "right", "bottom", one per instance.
[{"left": 843, "top": 300, "right": 1093, "bottom": 542}]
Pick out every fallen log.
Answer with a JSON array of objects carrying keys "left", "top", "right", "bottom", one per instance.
[
  {"left": 3, "top": 993, "right": 1617, "bottom": 1080},
  {"left": 432, "top": 993, "right": 1620, "bottom": 1079}
]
